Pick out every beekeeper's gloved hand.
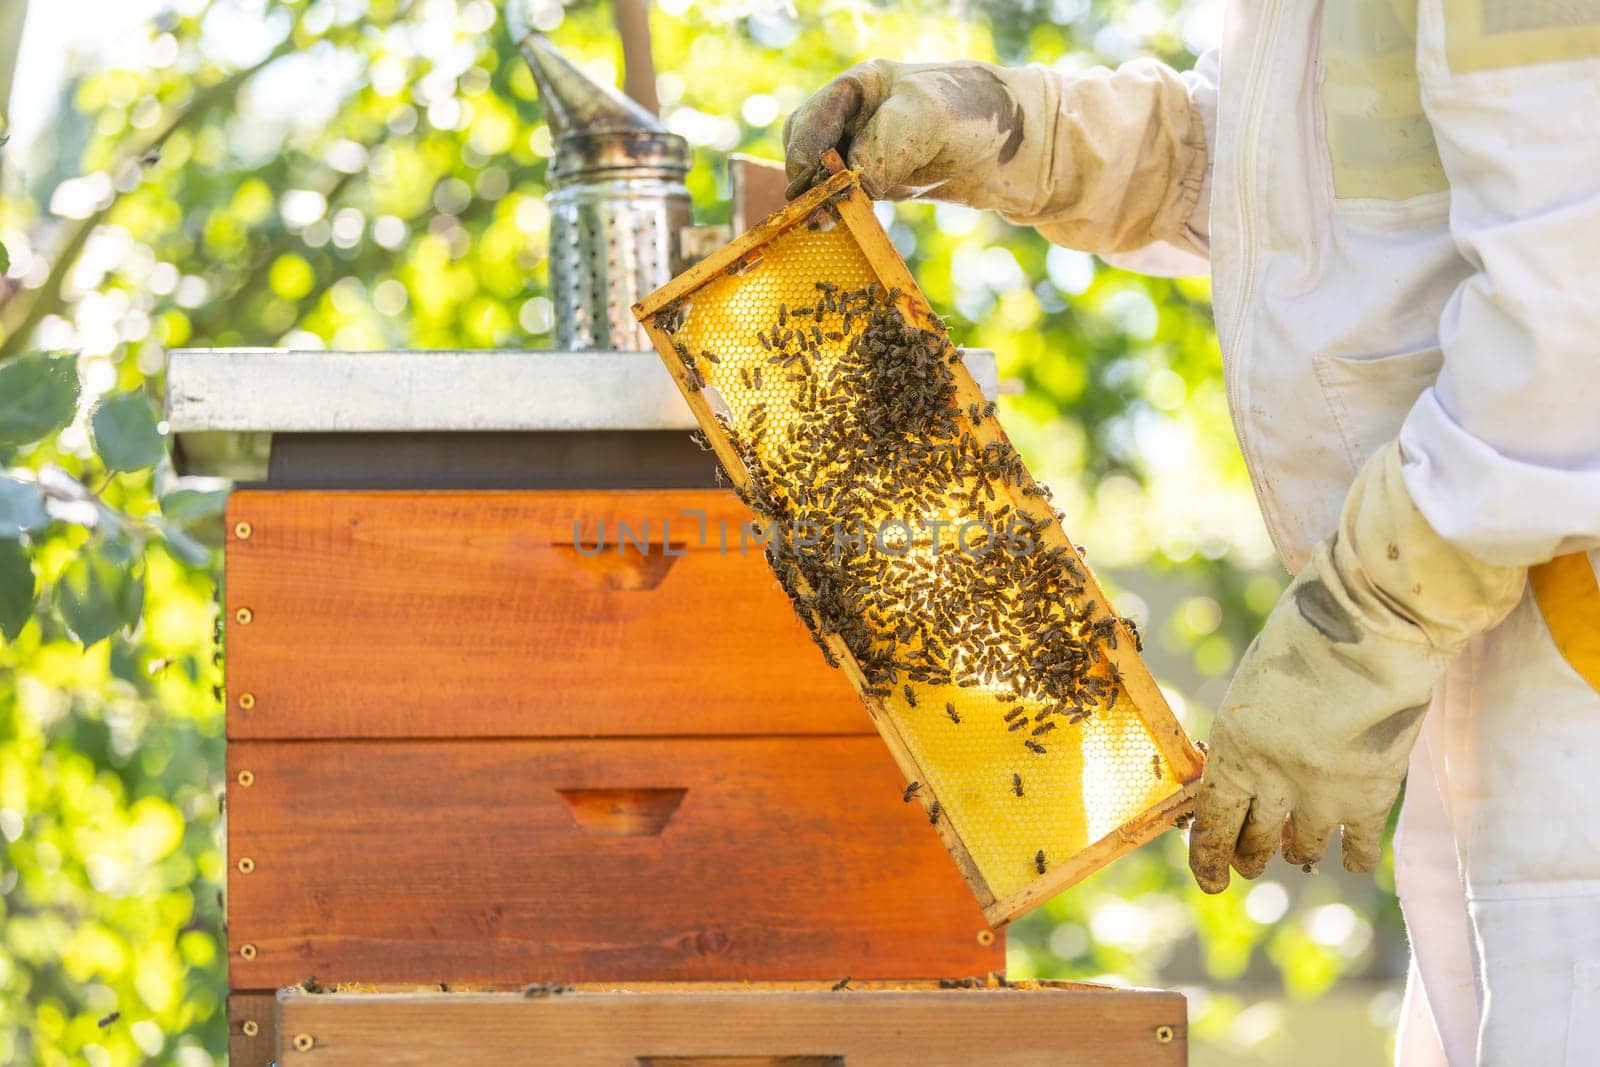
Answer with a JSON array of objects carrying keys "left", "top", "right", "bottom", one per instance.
[
  {"left": 782, "top": 59, "right": 1206, "bottom": 256},
  {"left": 1188, "top": 441, "right": 1526, "bottom": 892}
]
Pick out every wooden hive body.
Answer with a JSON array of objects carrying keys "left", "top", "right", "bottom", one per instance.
[{"left": 222, "top": 487, "right": 1004, "bottom": 1063}]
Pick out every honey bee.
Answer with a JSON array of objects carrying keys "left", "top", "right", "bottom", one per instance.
[
  {"left": 902, "top": 684, "right": 917, "bottom": 707},
  {"left": 1025, "top": 740, "right": 1047, "bottom": 755},
  {"left": 1012, "top": 773, "right": 1024, "bottom": 797},
  {"left": 946, "top": 703, "right": 961, "bottom": 724},
  {"left": 1034, "top": 849, "right": 1047, "bottom": 875},
  {"left": 928, "top": 800, "right": 941, "bottom": 824},
  {"left": 902, "top": 781, "right": 921, "bottom": 803},
  {"left": 831, "top": 976, "right": 852, "bottom": 991},
  {"left": 1151, "top": 754, "right": 1163, "bottom": 779}
]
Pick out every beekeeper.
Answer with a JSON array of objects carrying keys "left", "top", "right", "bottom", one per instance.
[{"left": 785, "top": 4, "right": 1600, "bottom": 1063}]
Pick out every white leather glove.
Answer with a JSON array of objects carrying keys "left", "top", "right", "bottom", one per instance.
[
  {"left": 782, "top": 58, "right": 1206, "bottom": 255},
  {"left": 1189, "top": 441, "right": 1526, "bottom": 892}
]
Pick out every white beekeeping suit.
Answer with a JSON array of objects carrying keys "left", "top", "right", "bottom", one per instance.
[{"left": 785, "top": 2, "right": 1600, "bottom": 1062}]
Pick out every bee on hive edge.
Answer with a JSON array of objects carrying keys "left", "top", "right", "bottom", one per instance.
[
  {"left": 928, "top": 800, "right": 941, "bottom": 824},
  {"left": 522, "top": 982, "right": 573, "bottom": 998},
  {"left": 1034, "top": 849, "right": 1047, "bottom": 875},
  {"left": 832, "top": 976, "right": 852, "bottom": 991},
  {"left": 902, "top": 781, "right": 920, "bottom": 803}
]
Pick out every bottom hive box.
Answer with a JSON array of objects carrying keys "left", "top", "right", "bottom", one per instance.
[
  {"left": 274, "top": 983, "right": 1187, "bottom": 1066},
  {"left": 226, "top": 737, "right": 999, "bottom": 990}
]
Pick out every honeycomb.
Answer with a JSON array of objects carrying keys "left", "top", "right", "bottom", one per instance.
[{"left": 636, "top": 172, "right": 1200, "bottom": 916}]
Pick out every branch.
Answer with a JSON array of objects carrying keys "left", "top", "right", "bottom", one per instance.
[{"left": 0, "top": 40, "right": 295, "bottom": 363}]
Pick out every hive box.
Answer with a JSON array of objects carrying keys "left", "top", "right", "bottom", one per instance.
[{"left": 169, "top": 347, "right": 1012, "bottom": 1065}]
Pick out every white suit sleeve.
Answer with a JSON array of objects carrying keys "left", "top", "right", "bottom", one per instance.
[
  {"left": 992, "top": 54, "right": 1212, "bottom": 263},
  {"left": 1398, "top": 1, "right": 1600, "bottom": 566},
  {"left": 1097, "top": 48, "right": 1218, "bottom": 278}
]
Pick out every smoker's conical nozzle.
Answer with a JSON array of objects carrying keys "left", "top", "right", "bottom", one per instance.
[{"left": 517, "top": 32, "right": 665, "bottom": 137}]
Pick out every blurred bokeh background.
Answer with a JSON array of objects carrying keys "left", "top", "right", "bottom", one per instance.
[{"left": 0, "top": 1, "right": 1404, "bottom": 1063}]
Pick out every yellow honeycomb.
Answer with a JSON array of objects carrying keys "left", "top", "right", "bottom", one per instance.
[{"left": 642, "top": 182, "right": 1193, "bottom": 909}]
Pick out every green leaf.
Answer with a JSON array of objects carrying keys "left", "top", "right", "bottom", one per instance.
[
  {"left": 90, "top": 390, "right": 166, "bottom": 472},
  {"left": 159, "top": 523, "right": 213, "bottom": 568},
  {"left": 53, "top": 546, "right": 144, "bottom": 647},
  {"left": 0, "top": 539, "right": 33, "bottom": 642},
  {"left": 0, "top": 475, "right": 49, "bottom": 537},
  {"left": 159, "top": 486, "right": 229, "bottom": 521},
  {"left": 0, "top": 354, "right": 79, "bottom": 447},
  {"left": 0, "top": 238, "right": 9, "bottom": 275}
]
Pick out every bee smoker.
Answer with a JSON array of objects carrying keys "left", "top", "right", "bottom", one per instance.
[{"left": 518, "top": 33, "right": 711, "bottom": 353}]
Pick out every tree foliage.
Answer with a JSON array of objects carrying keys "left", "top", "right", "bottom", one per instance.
[{"left": 0, "top": 2, "right": 1396, "bottom": 1063}]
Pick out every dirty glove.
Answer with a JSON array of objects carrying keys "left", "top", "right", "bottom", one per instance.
[
  {"left": 1188, "top": 440, "right": 1525, "bottom": 892},
  {"left": 782, "top": 58, "right": 1206, "bottom": 256}
]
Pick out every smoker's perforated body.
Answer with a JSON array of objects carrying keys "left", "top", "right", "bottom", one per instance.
[{"left": 635, "top": 168, "right": 1203, "bottom": 923}]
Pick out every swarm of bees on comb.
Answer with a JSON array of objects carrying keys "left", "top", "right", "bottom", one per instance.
[{"left": 655, "top": 280, "right": 1138, "bottom": 789}]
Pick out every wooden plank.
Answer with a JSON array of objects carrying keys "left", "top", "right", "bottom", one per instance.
[
  {"left": 224, "top": 489, "right": 872, "bottom": 738},
  {"left": 631, "top": 168, "right": 1204, "bottom": 923},
  {"left": 731, "top": 154, "right": 789, "bottom": 233},
  {"left": 226, "top": 737, "right": 1002, "bottom": 988},
  {"left": 229, "top": 991, "right": 277, "bottom": 1067},
  {"left": 274, "top": 986, "right": 1187, "bottom": 1065}
]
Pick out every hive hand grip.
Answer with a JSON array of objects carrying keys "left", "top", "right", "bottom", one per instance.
[
  {"left": 552, "top": 541, "right": 688, "bottom": 591},
  {"left": 557, "top": 788, "right": 687, "bottom": 837}
]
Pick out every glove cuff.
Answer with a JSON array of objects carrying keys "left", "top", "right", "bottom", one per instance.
[{"left": 1332, "top": 440, "right": 1526, "bottom": 653}]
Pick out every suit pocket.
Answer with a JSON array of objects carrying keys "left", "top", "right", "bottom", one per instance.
[{"left": 1312, "top": 344, "right": 1443, "bottom": 474}]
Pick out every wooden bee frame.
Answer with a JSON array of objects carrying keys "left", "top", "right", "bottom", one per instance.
[{"left": 633, "top": 156, "right": 1203, "bottom": 925}]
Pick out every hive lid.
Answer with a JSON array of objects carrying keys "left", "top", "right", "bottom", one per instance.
[{"left": 162, "top": 348, "right": 999, "bottom": 480}]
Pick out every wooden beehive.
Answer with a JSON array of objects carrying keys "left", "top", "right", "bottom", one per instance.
[
  {"left": 634, "top": 162, "right": 1204, "bottom": 925},
  {"left": 219, "top": 486, "right": 1002, "bottom": 1062}
]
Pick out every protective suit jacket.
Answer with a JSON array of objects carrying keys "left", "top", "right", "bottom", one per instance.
[{"left": 1019, "top": 2, "right": 1600, "bottom": 1062}]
